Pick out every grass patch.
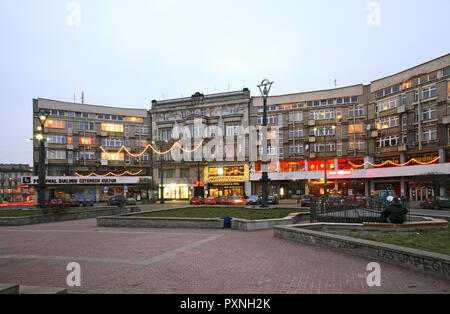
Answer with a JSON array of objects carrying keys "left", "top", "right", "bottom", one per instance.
[
  {"left": 324, "top": 228, "right": 450, "bottom": 256},
  {"left": 136, "top": 207, "right": 303, "bottom": 220}
]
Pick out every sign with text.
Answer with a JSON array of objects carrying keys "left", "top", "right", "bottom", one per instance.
[{"left": 29, "top": 176, "right": 151, "bottom": 185}]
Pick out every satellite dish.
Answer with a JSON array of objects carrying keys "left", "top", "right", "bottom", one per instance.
[
  {"left": 305, "top": 144, "right": 310, "bottom": 151},
  {"left": 366, "top": 124, "right": 371, "bottom": 131}
]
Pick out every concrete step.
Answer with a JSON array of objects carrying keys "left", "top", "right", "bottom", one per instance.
[
  {"left": 19, "top": 286, "right": 67, "bottom": 294},
  {"left": 0, "top": 283, "right": 20, "bottom": 294}
]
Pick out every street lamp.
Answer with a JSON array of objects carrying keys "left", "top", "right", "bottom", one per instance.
[
  {"left": 34, "top": 109, "right": 50, "bottom": 208},
  {"left": 257, "top": 79, "right": 274, "bottom": 208},
  {"left": 153, "top": 140, "right": 169, "bottom": 204}
]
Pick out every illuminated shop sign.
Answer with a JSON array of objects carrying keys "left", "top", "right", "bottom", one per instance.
[
  {"left": 407, "top": 152, "right": 439, "bottom": 163},
  {"left": 29, "top": 176, "right": 148, "bottom": 185},
  {"left": 327, "top": 170, "right": 353, "bottom": 176}
]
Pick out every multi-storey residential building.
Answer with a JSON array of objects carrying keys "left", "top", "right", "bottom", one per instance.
[
  {"left": 250, "top": 84, "right": 371, "bottom": 197},
  {"left": 32, "top": 98, "right": 151, "bottom": 202},
  {"left": 250, "top": 54, "right": 450, "bottom": 202},
  {"left": 30, "top": 54, "right": 450, "bottom": 203},
  {"left": 0, "top": 164, "right": 33, "bottom": 202},
  {"left": 150, "top": 90, "right": 251, "bottom": 200}
]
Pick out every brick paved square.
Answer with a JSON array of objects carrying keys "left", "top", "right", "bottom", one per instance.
[{"left": 0, "top": 219, "right": 449, "bottom": 294}]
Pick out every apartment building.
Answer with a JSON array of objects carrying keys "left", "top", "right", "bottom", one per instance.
[
  {"left": 32, "top": 98, "right": 151, "bottom": 202},
  {"left": 250, "top": 54, "right": 450, "bottom": 201},
  {"left": 0, "top": 164, "right": 33, "bottom": 202},
  {"left": 150, "top": 90, "right": 251, "bottom": 200}
]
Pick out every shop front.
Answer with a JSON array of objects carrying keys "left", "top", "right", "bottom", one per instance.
[
  {"left": 158, "top": 184, "right": 190, "bottom": 200},
  {"left": 205, "top": 165, "right": 249, "bottom": 197},
  {"left": 27, "top": 176, "right": 153, "bottom": 203}
]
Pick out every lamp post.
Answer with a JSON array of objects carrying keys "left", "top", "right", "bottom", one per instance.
[
  {"left": 153, "top": 140, "right": 169, "bottom": 204},
  {"left": 258, "top": 79, "right": 274, "bottom": 208},
  {"left": 35, "top": 109, "right": 50, "bottom": 208},
  {"left": 8, "top": 177, "right": 12, "bottom": 202}
]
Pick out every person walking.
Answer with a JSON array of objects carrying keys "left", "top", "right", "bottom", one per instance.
[{"left": 379, "top": 196, "right": 408, "bottom": 224}]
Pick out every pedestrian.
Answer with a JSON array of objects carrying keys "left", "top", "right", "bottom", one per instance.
[{"left": 379, "top": 196, "right": 408, "bottom": 224}]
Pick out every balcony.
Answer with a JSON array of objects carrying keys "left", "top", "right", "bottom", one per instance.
[
  {"left": 378, "top": 146, "right": 399, "bottom": 154},
  {"left": 308, "top": 137, "right": 316, "bottom": 143},
  {"left": 398, "top": 144, "right": 407, "bottom": 152},
  {"left": 371, "top": 130, "right": 379, "bottom": 138},
  {"left": 397, "top": 105, "right": 406, "bottom": 114},
  {"left": 442, "top": 116, "right": 450, "bottom": 125},
  {"left": 308, "top": 120, "right": 316, "bottom": 127}
]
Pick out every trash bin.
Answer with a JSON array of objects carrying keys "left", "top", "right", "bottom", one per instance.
[{"left": 221, "top": 217, "right": 232, "bottom": 229}]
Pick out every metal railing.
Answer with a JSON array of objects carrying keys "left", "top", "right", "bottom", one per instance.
[{"left": 310, "top": 196, "right": 411, "bottom": 224}]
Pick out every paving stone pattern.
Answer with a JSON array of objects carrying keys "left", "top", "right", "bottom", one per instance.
[{"left": 0, "top": 219, "right": 449, "bottom": 294}]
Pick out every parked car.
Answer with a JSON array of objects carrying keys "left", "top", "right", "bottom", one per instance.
[
  {"left": 327, "top": 196, "right": 344, "bottom": 206},
  {"left": 268, "top": 195, "right": 279, "bottom": 205},
  {"left": 107, "top": 195, "right": 125, "bottom": 206},
  {"left": 344, "top": 195, "right": 367, "bottom": 206},
  {"left": 420, "top": 196, "right": 450, "bottom": 210},
  {"left": 216, "top": 196, "right": 231, "bottom": 205},
  {"left": 190, "top": 196, "right": 204, "bottom": 205},
  {"left": 229, "top": 196, "right": 247, "bottom": 205},
  {"left": 50, "top": 199, "right": 64, "bottom": 207},
  {"left": 125, "top": 197, "right": 137, "bottom": 205},
  {"left": 300, "top": 195, "right": 316, "bottom": 207},
  {"left": 204, "top": 197, "right": 217, "bottom": 205},
  {"left": 246, "top": 195, "right": 262, "bottom": 205},
  {"left": 69, "top": 198, "right": 81, "bottom": 207}
]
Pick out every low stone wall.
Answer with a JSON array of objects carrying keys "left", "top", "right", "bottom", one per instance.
[
  {"left": 232, "top": 213, "right": 310, "bottom": 231},
  {"left": 0, "top": 207, "right": 137, "bottom": 226},
  {"left": 97, "top": 216, "right": 225, "bottom": 229},
  {"left": 274, "top": 224, "right": 450, "bottom": 281}
]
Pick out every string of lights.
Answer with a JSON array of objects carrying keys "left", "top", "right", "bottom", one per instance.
[
  {"left": 99, "top": 140, "right": 205, "bottom": 158},
  {"left": 348, "top": 157, "right": 441, "bottom": 168},
  {"left": 75, "top": 169, "right": 144, "bottom": 177}
]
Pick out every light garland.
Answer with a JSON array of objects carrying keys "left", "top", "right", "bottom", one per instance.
[
  {"left": 348, "top": 157, "right": 440, "bottom": 168},
  {"left": 75, "top": 169, "right": 144, "bottom": 178},
  {"left": 99, "top": 140, "right": 205, "bottom": 158}
]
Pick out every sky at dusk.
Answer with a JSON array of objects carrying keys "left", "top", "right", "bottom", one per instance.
[{"left": 0, "top": 0, "right": 449, "bottom": 164}]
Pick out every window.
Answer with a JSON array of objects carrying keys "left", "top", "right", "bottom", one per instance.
[
  {"left": 80, "top": 152, "right": 95, "bottom": 160},
  {"left": 348, "top": 124, "right": 363, "bottom": 134},
  {"left": 47, "top": 135, "right": 67, "bottom": 144},
  {"left": 288, "top": 112, "right": 303, "bottom": 122},
  {"left": 180, "top": 168, "right": 190, "bottom": 178},
  {"left": 444, "top": 67, "right": 450, "bottom": 77},
  {"left": 448, "top": 81, "right": 450, "bottom": 100},
  {"left": 125, "top": 117, "right": 144, "bottom": 123},
  {"left": 136, "top": 126, "right": 148, "bottom": 134},
  {"left": 376, "top": 97, "right": 399, "bottom": 112},
  {"left": 80, "top": 122, "right": 95, "bottom": 131},
  {"left": 376, "top": 136, "right": 399, "bottom": 148},
  {"left": 422, "top": 86, "right": 437, "bottom": 100},
  {"left": 349, "top": 141, "right": 365, "bottom": 151},
  {"left": 45, "top": 120, "right": 65, "bottom": 129},
  {"left": 135, "top": 140, "right": 148, "bottom": 147},
  {"left": 102, "top": 138, "right": 124, "bottom": 147},
  {"left": 47, "top": 150, "right": 66, "bottom": 160},
  {"left": 289, "top": 128, "right": 303, "bottom": 138},
  {"left": 402, "top": 115, "right": 407, "bottom": 131},
  {"left": 422, "top": 129, "right": 437, "bottom": 142},
  {"left": 348, "top": 106, "right": 364, "bottom": 117},
  {"left": 376, "top": 116, "right": 399, "bottom": 129},
  {"left": 226, "top": 124, "right": 241, "bottom": 136},
  {"left": 309, "top": 110, "right": 335, "bottom": 120},
  {"left": 401, "top": 95, "right": 407, "bottom": 105},
  {"left": 422, "top": 107, "right": 436, "bottom": 121},
  {"left": 310, "top": 126, "right": 335, "bottom": 137},
  {"left": 80, "top": 137, "right": 95, "bottom": 145},
  {"left": 159, "top": 129, "right": 172, "bottom": 141},
  {"left": 312, "top": 143, "right": 335, "bottom": 153},
  {"left": 101, "top": 152, "right": 124, "bottom": 161},
  {"left": 101, "top": 123, "right": 123, "bottom": 132},
  {"left": 289, "top": 145, "right": 303, "bottom": 154}
]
